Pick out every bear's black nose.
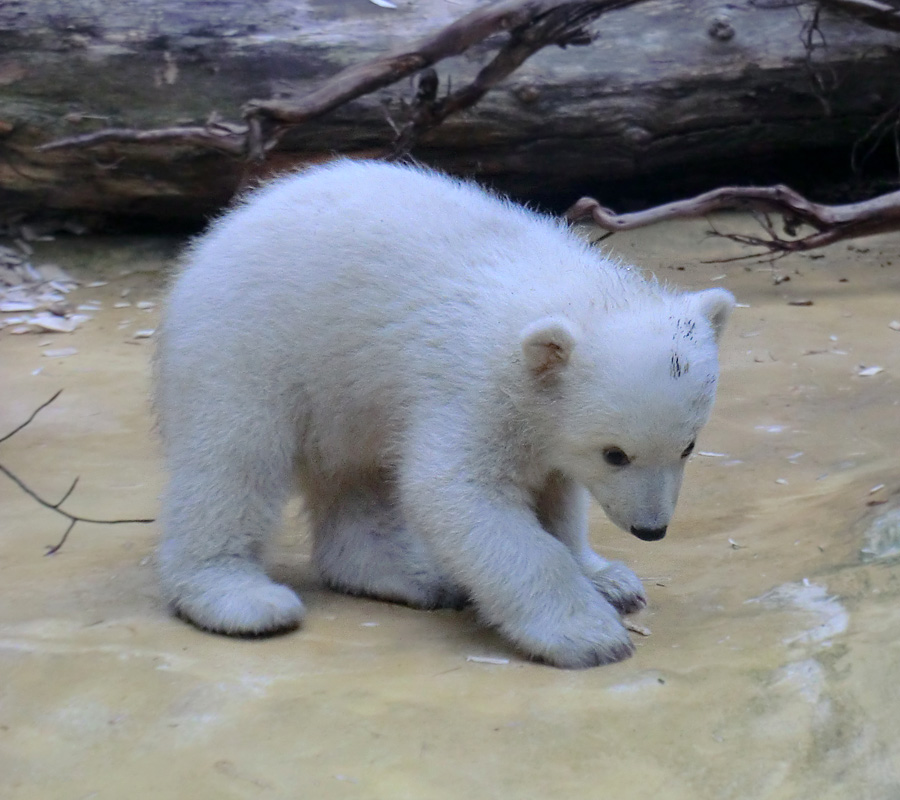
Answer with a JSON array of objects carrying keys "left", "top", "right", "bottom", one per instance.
[{"left": 630, "top": 525, "right": 667, "bottom": 541}]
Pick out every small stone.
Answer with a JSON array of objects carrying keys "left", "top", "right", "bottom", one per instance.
[
  {"left": 515, "top": 85, "right": 540, "bottom": 104},
  {"left": 708, "top": 15, "right": 736, "bottom": 41}
]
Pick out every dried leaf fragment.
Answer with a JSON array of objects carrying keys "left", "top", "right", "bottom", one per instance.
[
  {"left": 26, "top": 312, "right": 90, "bottom": 333},
  {"left": 35, "top": 263, "right": 77, "bottom": 284},
  {"left": 625, "top": 620, "right": 651, "bottom": 636},
  {"left": 0, "top": 300, "right": 36, "bottom": 312},
  {"left": 466, "top": 655, "right": 510, "bottom": 665}
]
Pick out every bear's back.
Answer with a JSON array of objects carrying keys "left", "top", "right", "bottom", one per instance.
[{"left": 186, "top": 160, "right": 605, "bottom": 314}]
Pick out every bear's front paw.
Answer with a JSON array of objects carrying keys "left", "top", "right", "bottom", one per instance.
[
  {"left": 508, "top": 590, "right": 635, "bottom": 669},
  {"left": 589, "top": 560, "right": 647, "bottom": 615}
]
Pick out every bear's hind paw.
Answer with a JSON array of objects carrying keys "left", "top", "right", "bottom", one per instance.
[{"left": 170, "top": 570, "right": 306, "bottom": 636}]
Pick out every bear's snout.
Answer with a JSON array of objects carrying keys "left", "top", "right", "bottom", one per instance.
[{"left": 630, "top": 525, "right": 667, "bottom": 541}]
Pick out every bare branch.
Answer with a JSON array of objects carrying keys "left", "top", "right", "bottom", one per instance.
[
  {"left": 253, "top": 0, "right": 649, "bottom": 155},
  {"left": 0, "top": 392, "right": 155, "bottom": 554},
  {"left": 566, "top": 184, "right": 900, "bottom": 254},
  {"left": 249, "top": 0, "right": 636, "bottom": 122},
  {"left": 36, "top": 0, "right": 648, "bottom": 158}
]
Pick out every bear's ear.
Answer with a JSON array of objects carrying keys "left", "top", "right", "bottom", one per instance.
[
  {"left": 691, "top": 288, "right": 735, "bottom": 343},
  {"left": 520, "top": 316, "right": 577, "bottom": 376}
]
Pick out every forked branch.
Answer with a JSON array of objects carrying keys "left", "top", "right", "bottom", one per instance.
[{"left": 566, "top": 184, "right": 900, "bottom": 254}]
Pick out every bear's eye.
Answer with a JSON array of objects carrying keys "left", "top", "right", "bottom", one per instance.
[
  {"left": 602, "top": 446, "right": 631, "bottom": 467},
  {"left": 681, "top": 441, "right": 696, "bottom": 459}
]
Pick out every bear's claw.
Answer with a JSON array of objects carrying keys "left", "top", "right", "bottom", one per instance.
[{"left": 589, "top": 560, "right": 648, "bottom": 615}]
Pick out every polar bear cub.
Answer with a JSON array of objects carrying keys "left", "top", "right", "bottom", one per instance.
[{"left": 155, "top": 159, "right": 734, "bottom": 668}]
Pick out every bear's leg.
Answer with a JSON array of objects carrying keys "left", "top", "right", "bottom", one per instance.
[
  {"left": 158, "top": 422, "right": 305, "bottom": 636},
  {"left": 536, "top": 472, "right": 647, "bottom": 615},
  {"left": 400, "top": 439, "right": 635, "bottom": 668},
  {"left": 310, "top": 473, "right": 468, "bottom": 610}
]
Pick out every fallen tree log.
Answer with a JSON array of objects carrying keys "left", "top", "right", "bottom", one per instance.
[{"left": 0, "top": 0, "right": 899, "bottom": 221}]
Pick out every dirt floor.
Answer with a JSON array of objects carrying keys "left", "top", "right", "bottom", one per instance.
[{"left": 1, "top": 215, "right": 899, "bottom": 799}]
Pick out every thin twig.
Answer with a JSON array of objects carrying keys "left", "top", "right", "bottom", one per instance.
[
  {"left": 0, "top": 389, "right": 63, "bottom": 445},
  {"left": 55, "top": 476, "right": 80, "bottom": 508},
  {"left": 0, "top": 391, "right": 155, "bottom": 554},
  {"left": 48, "top": 520, "right": 78, "bottom": 556}
]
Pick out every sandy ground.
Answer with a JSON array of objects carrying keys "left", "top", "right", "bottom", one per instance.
[{"left": 1, "top": 215, "right": 899, "bottom": 799}]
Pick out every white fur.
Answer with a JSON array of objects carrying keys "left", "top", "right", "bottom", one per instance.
[{"left": 155, "top": 160, "right": 734, "bottom": 668}]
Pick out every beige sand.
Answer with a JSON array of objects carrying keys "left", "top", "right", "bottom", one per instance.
[{"left": 1, "top": 216, "right": 898, "bottom": 799}]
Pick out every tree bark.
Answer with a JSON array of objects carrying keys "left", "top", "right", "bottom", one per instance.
[{"left": 0, "top": 0, "right": 898, "bottom": 221}]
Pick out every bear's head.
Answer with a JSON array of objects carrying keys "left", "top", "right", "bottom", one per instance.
[{"left": 521, "top": 288, "right": 735, "bottom": 541}]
